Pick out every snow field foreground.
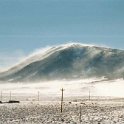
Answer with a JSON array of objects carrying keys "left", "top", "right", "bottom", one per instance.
[{"left": 0, "top": 101, "right": 124, "bottom": 124}]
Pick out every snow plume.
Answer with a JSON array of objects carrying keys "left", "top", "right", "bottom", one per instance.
[
  {"left": 0, "top": 50, "right": 26, "bottom": 72},
  {"left": 15, "top": 42, "right": 110, "bottom": 66},
  {"left": 0, "top": 42, "right": 105, "bottom": 72}
]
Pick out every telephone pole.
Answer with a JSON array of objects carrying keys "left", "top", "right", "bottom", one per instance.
[
  {"left": 89, "top": 90, "right": 91, "bottom": 101},
  {"left": 1, "top": 91, "right": 2, "bottom": 101},
  {"left": 79, "top": 105, "right": 82, "bottom": 123},
  {"left": 10, "top": 91, "right": 12, "bottom": 101},
  {"left": 38, "top": 91, "right": 40, "bottom": 101},
  {"left": 60, "top": 88, "right": 65, "bottom": 113}
]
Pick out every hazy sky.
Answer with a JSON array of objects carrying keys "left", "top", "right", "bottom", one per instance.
[{"left": 0, "top": 0, "right": 124, "bottom": 69}]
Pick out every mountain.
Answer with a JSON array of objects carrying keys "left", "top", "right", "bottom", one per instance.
[{"left": 0, "top": 43, "right": 124, "bottom": 82}]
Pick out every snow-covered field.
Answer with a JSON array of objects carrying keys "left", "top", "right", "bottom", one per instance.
[
  {"left": 1, "top": 100, "right": 124, "bottom": 124},
  {"left": 0, "top": 79, "right": 124, "bottom": 123}
]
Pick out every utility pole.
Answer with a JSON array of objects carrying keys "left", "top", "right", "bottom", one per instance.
[
  {"left": 89, "top": 90, "right": 91, "bottom": 101},
  {"left": 79, "top": 105, "right": 82, "bottom": 123},
  {"left": 38, "top": 91, "right": 40, "bottom": 101},
  {"left": 1, "top": 91, "right": 2, "bottom": 101},
  {"left": 60, "top": 88, "right": 64, "bottom": 113},
  {"left": 10, "top": 91, "right": 12, "bottom": 101}
]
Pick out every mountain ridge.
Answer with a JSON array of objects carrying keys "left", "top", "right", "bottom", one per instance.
[{"left": 0, "top": 43, "right": 124, "bottom": 82}]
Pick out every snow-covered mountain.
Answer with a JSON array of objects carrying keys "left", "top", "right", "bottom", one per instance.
[{"left": 0, "top": 43, "right": 124, "bottom": 82}]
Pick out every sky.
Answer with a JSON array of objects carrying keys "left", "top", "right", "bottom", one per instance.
[{"left": 0, "top": 0, "right": 124, "bottom": 69}]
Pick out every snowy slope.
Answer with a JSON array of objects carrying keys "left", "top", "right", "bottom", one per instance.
[{"left": 0, "top": 43, "right": 124, "bottom": 82}]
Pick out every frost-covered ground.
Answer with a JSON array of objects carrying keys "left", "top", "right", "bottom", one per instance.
[
  {"left": 1, "top": 100, "right": 124, "bottom": 124},
  {"left": 0, "top": 79, "right": 124, "bottom": 123}
]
